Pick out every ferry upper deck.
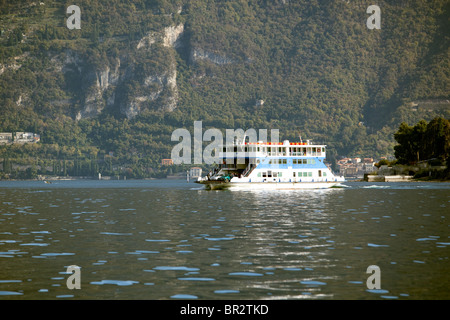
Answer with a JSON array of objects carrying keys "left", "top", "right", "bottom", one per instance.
[{"left": 220, "top": 140, "right": 326, "bottom": 159}]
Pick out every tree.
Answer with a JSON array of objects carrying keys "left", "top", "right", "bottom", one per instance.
[
  {"left": 394, "top": 118, "right": 450, "bottom": 165},
  {"left": 394, "top": 122, "right": 414, "bottom": 164},
  {"left": 3, "top": 157, "right": 11, "bottom": 173},
  {"left": 411, "top": 120, "right": 427, "bottom": 162},
  {"left": 424, "top": 117, "right": 450, "bottom": 162}
]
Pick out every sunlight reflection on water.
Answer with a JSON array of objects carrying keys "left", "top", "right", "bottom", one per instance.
[{"left": 0, "top": 180, "right": 449, "bottom": 299}]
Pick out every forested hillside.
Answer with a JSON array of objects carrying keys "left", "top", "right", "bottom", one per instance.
[{"left": 0, "top": 0, "right": 448, "bottom": 178}]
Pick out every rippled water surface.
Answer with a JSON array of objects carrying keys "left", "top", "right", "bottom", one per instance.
[{"left": 0, "top": 180, "right": 449, "bottom": 299}]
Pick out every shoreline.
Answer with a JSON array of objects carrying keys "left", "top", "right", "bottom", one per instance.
[{"left": 0, "top": 176, "right": 449, "bottom": 183}]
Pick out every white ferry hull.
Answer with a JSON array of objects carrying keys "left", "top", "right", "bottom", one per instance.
[
  {"left": 198, "top": 181, "right": 342, "bottom": 190},
  {"left": 229, "top": 181, "right": 341, "bottom": 190}
]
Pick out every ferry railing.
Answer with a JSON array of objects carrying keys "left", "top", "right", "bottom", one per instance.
[{"left": 243, "top": 164, "right": 256, "bottom": 177}]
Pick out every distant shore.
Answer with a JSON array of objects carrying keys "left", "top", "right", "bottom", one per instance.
[{"left": 1, "top": 176, "right": 449, "bottom": 183}]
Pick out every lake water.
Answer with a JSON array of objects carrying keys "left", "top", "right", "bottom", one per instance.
[{"left": 0, "top": 179, "right": 449, "bottom": 300}]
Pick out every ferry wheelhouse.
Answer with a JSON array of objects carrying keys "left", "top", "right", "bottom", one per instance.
[{"left": 196, "top": 139, "right": 345, "bottom": 190}]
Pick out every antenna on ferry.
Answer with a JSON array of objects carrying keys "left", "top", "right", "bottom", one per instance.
[{"left": 299, "top": 134, "right": 303, "bottom": 144}]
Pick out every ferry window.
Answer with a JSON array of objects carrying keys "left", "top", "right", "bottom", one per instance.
[
  {"left": 273, "top": 172, "right": 278, "bottom": 178},
  {"left": 279, "top": 172, "right": 282, "bottom": 177},
  {"left": 302, "top": 159, "right": 307, "bottom": 164},
  {"left": 257, "top": 147, "right": 260, "bottom": 152},
  {"left": 308, "top": 172, "right": 312, "bottom": 177},
  {"left": 268, "top": 171, "right": 272, "bottom": 177},
  {"left": 262, "top": 172, "right": 267, "bottom": 177},
  {"left": 283, "top": 159, "right": 287, "bottom": 164},
  {"left": 303, "top": 172, "right": 307, "bottom": 177},
  {"left": 323, "top": 172, "right": 327, "bottom": 177},
  {"left": 293, "top": 172, "right": 296, "bottom": 177},
  {"left": 293, "top": 159, "right": 297, "bottom": 164},
  {"left": 257, "top": 172, "right": 261, "bottom": 177}
]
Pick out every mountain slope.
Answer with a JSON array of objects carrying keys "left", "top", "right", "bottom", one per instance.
[{"left": 0, "top": 0, "right": 448, "bottom": 177}]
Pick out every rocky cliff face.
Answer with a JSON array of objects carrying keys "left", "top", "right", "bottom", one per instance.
[
  {"left": 189, "top": 48, "right": 234, "bottom": 65},
  {"left": 78, "top": 59, "right": 121, "bottom": 120},
  {"left": 6, "top": 20, "right": 236, "bottom": 121},
  {"left": 49, "top": 24, "right": 185, "bottom": 120},
  {"left": 123, "top": 24, "right": 183, "bottom": 118}
]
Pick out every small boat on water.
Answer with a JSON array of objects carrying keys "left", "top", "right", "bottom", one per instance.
[{"left": 196, "top": 139, "right": 345, "bottom": 190}]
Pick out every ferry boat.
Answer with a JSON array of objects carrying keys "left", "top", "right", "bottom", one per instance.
[{"left": 196, "top": 139, "right": 345, "bottom": 190}]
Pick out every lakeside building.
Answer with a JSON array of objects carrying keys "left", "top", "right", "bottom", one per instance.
[
  {"left": 161, "top": 158, "right": 174, "bottom": 166},
  {"left": 0, "top": 133, "right": 13, "bottom": 144},
  {"left": 15, "top": 132, "right": 40, "bottom": 143},
  {"left": 0, "top": 132, "right": 40, "bottom": 144},
  {"left": 337, "top": 157, "right": 376, "bottom": 178},
  {"left": 189, "top": 167, "right": 202, "bottom": 180}
]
